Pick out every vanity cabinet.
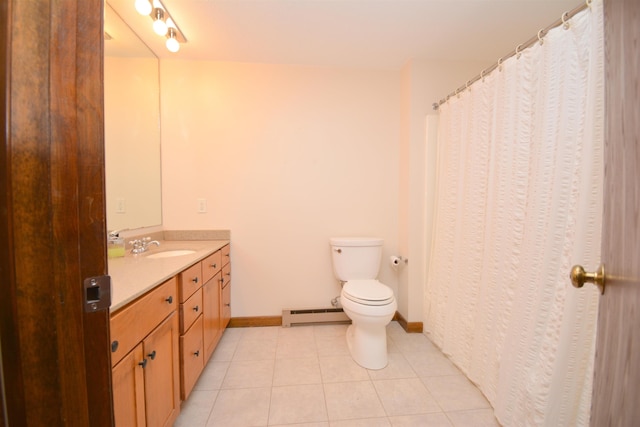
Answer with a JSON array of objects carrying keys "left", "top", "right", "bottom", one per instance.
[
  {"left": 110, "top": 278, "right": 180, "bottom": 427},
  {"left": 110, "top": 241, "right": 232, "bottom": 419}
]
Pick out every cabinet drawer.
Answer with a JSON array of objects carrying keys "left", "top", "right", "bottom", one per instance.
[
  {"left": 110, "top": 277, "right": 177, "bottom": 367},
  {"left": 179, "top": 262, "right": 202, "bottom": 302},
  {"left": 221, "top": 244, "right": 230, "bottom": 266},
  {"left": 202, "top": 250, "right": 222, "bottom": 283},
  {"left": 180, "top": 315, "right": 204, "bottom": 400},
  {"left": 221, "top": 262, "right": 231, "bottom": 288},
  {"left": 180, "top": 287, "right": 202, "bottom": 333}
]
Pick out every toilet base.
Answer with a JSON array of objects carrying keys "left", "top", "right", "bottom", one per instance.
[{"left": 345, "top": 323, "right": 389, "bottom": 370}]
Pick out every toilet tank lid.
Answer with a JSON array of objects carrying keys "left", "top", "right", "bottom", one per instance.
[{"left": 330, "top": 237, "right": 383, "bottom": 247}]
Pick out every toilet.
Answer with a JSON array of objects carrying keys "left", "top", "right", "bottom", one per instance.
[{"left": 330, "top": 237, "right": 397, "bottom": 370}]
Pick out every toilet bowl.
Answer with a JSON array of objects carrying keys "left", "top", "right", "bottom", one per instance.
[
  {"left": 340, "top": 279, "right": 397, "bottom": 369},
  {"left": 329, "top": 237, "right": 396, "bottom": 370}
]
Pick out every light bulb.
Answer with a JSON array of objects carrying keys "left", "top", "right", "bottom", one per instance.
[
  {"left": 135, "top": 0, "right": 152, "bottom": 15},
  {"left": 166, "top": 36, "right": 180, "bottom": 52},
  {"left": 166, "top": 28, "right": 180, "bottom": 52},
  {"left": 152, "top": 8, "right": 168, "bottom": 36}
]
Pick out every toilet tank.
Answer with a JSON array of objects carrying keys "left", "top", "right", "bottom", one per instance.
[{"left": 330, "top": 237, "right": 383, "bottom": 281}]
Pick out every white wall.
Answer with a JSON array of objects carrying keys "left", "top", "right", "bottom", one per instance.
[
  {"left": 398, "top": 59, "right": 491, "bottom": 322},
  {"left": 160, "top": 60, "right": 401, "bottom": 317}
]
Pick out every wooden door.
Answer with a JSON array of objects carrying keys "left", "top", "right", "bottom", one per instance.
[
  {"left": 590, "top": 0, "right": 640, "bottom": 424},
  {"left": 0, "top": 0, "right": 112, "bottom": 425}
]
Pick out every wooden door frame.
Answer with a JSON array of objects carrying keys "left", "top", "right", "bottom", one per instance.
[{"left": 1, "top": 1, "right": 113, "bottom": 425}]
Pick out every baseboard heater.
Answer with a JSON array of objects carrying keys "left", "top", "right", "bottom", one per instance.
[{"left": 282, "top": 307, "right": 350, "bottom": 327}]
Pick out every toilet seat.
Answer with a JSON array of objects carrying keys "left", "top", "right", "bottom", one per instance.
[{"left": 342, "top": 280, "right": 394, "bottom": 306}]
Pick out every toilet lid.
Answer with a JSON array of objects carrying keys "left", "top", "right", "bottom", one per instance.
[{"left": 343, "top": 280, "right": 394, "bottom": 306}]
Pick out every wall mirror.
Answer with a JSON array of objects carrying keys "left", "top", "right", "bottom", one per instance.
[{"left": 104, "top": 3, "right": 162, "bottom": 232}]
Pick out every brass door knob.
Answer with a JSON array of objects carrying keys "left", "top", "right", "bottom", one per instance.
[{"left": 570, "top": 264, "right": 605, "bottom": 294}]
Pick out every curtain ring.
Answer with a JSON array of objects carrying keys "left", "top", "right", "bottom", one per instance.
[
  {"left": 516, "top": 44, "right": 524, "bottom": 59},
  {"left": 466, "top": 80, "right": 471, "bottom": 91},
  {"left": 498, "top": 57, "right": 504, "bottom": 71},
  {"left": 537, "top": 29, "right": 545, "bottom": 45},
  {"left": 562, "top": 11, "right": 570, "bottom": 29},
  {"left": 480, "top": 69, "right": 486, "bottom": 82},
  {"left": 455, "top": 87, "right": 461, "bottom": 98},
  {"left": 585, "top": 0, "right": 592, "bottom": 8}
]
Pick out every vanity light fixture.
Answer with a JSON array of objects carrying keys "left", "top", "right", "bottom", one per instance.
[{"left": 134, "top": 0, "right": 187, "bottom": 53}]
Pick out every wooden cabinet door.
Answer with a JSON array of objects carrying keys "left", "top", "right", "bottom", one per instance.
[
  {"left": 221, "top": 281, "right": 231, "bottom": 330},
  {"left": 203, "top": 272, "right": 222, "bottom": 361},
  {"left": 221, "top": 263, "right": 231, "bottom": 329},
  {"left": 143, "top": 312, "right": 180, "bottom": 427},
  {"left": 112, "top": 345, "right": 146, "bottom": 427}
]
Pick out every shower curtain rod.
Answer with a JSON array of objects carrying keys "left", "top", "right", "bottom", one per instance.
[{"left": 432, "top": 0, "right": 591, "bottom": 110}]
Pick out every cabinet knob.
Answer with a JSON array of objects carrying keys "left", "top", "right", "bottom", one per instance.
[
  {"left": 111, "top": 341, "right": 119, "bottom": 353},
  {"left": 225, "top": 303, "right": 231, "bottom": 307},
  {"left": 138, "top": 359, "right": 147, "bottom": 368},
  {"left": 211, "top": 263, "right": 217, "bottom": 268},
  {"left": 193, "top": 305, "right": 199, "bottom": 312},
  {"left": 165, "top": 296, "right": 173, "bottom": 304},
  {"left": 147, "top": 350, "right": 156, "bottom": 360},
  {"left": 192, "top": 277, "right": 199, "bottom": 284},
  {"left": 194, "top": 350, "right": 200, "bottom": 357}
]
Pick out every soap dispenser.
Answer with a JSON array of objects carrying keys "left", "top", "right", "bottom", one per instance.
[{"left": 107, "top": 229, "right": 126, "bottom": 258}]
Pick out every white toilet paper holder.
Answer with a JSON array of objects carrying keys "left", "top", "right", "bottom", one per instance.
[{"left": 390, "top": 255, "right": 408, "bottom": 267}]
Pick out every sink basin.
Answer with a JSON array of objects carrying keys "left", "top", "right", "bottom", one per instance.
[{"left": 146, "top": 249, "right": 196, "bottom": 259}]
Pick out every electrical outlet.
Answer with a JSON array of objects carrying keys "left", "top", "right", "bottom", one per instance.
[
  {"left": 116, "top": 198, "right": 126, "bottom": 213},
  {"left": 197, "top": 198, "right": 207, "bottom": 213}
]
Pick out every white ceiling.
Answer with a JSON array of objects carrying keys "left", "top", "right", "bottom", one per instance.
[{"left": 108, "top": 0, "right": 581, "bottom": 69}]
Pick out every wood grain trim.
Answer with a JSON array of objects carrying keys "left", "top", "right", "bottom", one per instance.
[
  {"left": 393, "top": 311, "right": 423, "bottom": 333},
  {"left": 228, "top": 316, "right": 283, "bottom": 328},
  {"left": 228, "top": 313, "right": 423, "bottom": 332}
]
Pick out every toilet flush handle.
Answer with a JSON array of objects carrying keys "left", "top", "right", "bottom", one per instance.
[{"left": 334, "top": 248, "right": 342, "bottom": 254}]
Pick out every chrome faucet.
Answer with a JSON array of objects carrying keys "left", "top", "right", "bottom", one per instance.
[{"left": 129, "top": 237, "right": 161, "bottom": 254}]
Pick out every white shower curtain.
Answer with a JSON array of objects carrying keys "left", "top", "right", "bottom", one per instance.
[{"left": 424, "top": 1, "right": 604, "bottom": 426}]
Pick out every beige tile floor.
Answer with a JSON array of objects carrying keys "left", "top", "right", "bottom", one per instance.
[{"left": 174, "top": 321, "right": 500, "bottom": 427}]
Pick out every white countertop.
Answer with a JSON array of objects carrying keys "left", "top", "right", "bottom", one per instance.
[{"left": 108, "top": 239, "right": 230, "bottom": 311}]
